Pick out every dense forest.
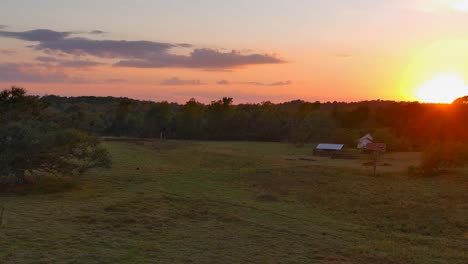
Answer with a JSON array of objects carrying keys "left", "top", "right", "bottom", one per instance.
[
  {"left": 2, "top": 86, "right": 468, "bottom": 183},
  {"left": 38, "top": 90, "right": 468, "bottom": 151}
]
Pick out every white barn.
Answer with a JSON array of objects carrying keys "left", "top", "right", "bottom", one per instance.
[{"left": 357, "top": 134, "right": 373, "bottom": 149}]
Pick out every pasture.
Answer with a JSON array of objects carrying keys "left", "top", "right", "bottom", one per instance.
[{"left": 0, "top": 140, "right": 467, "bottom": 263}]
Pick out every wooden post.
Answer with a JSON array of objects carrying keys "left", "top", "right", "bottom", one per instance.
[
  {"left": 0, "top": 206, "right": 4, "bottom": 227},
  {"left": 373, "top": 151, "right": 378, "bottom": 177}
]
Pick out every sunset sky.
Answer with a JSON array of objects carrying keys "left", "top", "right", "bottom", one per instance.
[{"left": 2, "top": 0, "right": 468, "bottom": 103}]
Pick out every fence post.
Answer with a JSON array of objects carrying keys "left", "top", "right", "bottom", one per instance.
[{"left": 0, "top": 206, "right": 4, "bottom": 227}]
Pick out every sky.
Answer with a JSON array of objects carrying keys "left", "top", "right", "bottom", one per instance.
[{"left": 1, "top": 0, "right": 468, "bottom": 103}]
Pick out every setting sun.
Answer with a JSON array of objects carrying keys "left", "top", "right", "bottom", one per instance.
[{"left": 416, "top": 73, "right": 468, "bottom": 103}]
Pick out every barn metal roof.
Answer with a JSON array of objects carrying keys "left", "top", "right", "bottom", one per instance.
[{"left": 316, "top": 144, "right": 344, "bottom": 150}]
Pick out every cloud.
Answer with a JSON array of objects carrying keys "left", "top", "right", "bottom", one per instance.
[
  {"left": 161, "top": 77, "right": 203, "bottom": 86},
  {"left": 106, "top": 78, "right": 127, "bottom": 83},
  {"left": 242, "top": 80, "right": 292, "bottom": 86},
  {"left": 0, "top": 29, "right": 71, "bottom": 42},
  {"left": 89, "top": 30, "right": 107, "bottom": 34},
  {"left": 269, "top": 80, "right": 292, "bottom": 86},
  {"left": 216, "top": 80, "right": 292, "bottom": 86},
  {"left": 0, "top": 49, "right": 16, "bottom": 55},
  {"left": 0, "top": 25, "right": 6, "bottom": 29},
  {"left": 0, "top": 29, "right": 285, "bottom": 69},
  {"left": 36, "top": 56, "right": 103, "bottom": 68},
  {"left": 114, "top": 48, "right": 284, "bottom": 69},
  {"left": 335, "top": 53, "right": 352, "bottom": 59},
  {"left": 0, "top": 63, "right": 92, "bottom": 83},
  {"left": 35, "top": 38, "right": 177, "bottom": 59},
  {"left": 244, "top": 81, "right": 264, "bottom": 86}
]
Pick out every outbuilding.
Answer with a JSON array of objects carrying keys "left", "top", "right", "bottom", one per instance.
[
  {"left": 357, "top": 133, "right": 373, "bottom": 149},
  {"left": 314, "top": 143, "right": 344, "bottom": 156}
]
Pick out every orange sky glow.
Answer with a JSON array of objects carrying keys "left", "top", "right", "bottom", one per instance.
[{"left": 1, "top": 1, "right": 468, "bottom": 103}]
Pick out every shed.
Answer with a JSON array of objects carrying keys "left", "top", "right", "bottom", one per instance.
[
  {"left": 314, "top": 143, "right": 345, "bottom": 157},
  {"left": 316, "top": 144, "right": 344, "bottom": 151}
]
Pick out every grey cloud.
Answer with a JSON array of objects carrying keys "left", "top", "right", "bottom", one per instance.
[
  {"left": 161, "top": 77, "right": 203, "bottom": 86},
  {"left": 0, "top": 63, "right": 92, "bottom": 83},
  {"left": 35, "top": 38, "right": 176, "bottom": 59},
  {"left": 0, "top": 25, "right": 6, "bottom": 29},
  {"left": 0, "top": 29, "right": 285, "bottom": 69},
  {"left": 36, "top": 56, "right": 103, "bottom": 67},
  {"left": 0, "top": 29, "right": 71, "bottom": 42},
  {"left": 89, "top": 30, "right": 107, "bottom": 34},
  {"left": 217, "top": 80, "right": 230, "bottom": 85},
  {"left": 116, "top": 48, "right": 284, "bottom": 69}
]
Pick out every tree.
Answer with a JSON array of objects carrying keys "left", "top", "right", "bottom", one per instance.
[
  {"left": 176, "top": 98, "right": 205, "bottom": 139},
  {"left": 205, "top": 97, "right": 234, "bottom": 139},
  {"left": 0, "top": 87, "right": 111, "bottom": 184},
  {"left": 142, "top": 102, "right": 174, "bottom": 139}
]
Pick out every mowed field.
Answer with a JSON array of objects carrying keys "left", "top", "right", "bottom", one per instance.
[{"left": 0, "top": 140, "right": 467, "bottom": 264}]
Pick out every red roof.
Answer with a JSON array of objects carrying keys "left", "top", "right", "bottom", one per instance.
[{"left": 366, "top": 143, "right": 387, "bottom": 152}]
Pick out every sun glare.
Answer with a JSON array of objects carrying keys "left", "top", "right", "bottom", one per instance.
[{"left": 416, "top": 73, "right": 468, "bottom": 103}]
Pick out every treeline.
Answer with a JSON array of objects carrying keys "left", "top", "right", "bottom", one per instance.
[{"left": 40, "top": 93, "right": 468, "bottom": 150}]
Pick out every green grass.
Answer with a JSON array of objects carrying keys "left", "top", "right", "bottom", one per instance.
[{"left": 1, "top": 140, "right": 467, "bottom": 263}]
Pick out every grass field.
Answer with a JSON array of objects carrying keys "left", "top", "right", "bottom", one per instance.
[{"left": 1, "top": 140, "right": 467, "bottom": 263}]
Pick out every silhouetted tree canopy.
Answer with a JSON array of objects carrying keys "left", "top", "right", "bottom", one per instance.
[
  {"left": 6, "top": 87, "right": 468, "bottom": 152},
  {"left": 0, "top": 87, "right": 111, "bottom": 185}
]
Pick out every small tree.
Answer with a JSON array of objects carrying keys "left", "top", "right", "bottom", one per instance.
[{"left": 0, "top": 87, "right": 111, "bottom": 184}]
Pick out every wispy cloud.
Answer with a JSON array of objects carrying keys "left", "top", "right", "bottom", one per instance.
[
  {"left": 89, "top": 30, "right": 107, "bottom": 35},
  {"left": 0, "top": 29, "right": 71, "bottom": 41},
  {"left": 161, "top": 77, "right": 203, "bottom": 86},
  {"left": 0, "top": 49, "right": 16, "bottom": 55},
  {"left": 0, "top": 29, "right": 285, "bottom": 69},
  {"left": 0, "top": 63, "right": 93, "bottom": 83},
  {"left": 36, "top": 56, "right": 103, "bottom": 68},
  {"left": 335, "top": 53, "right": 352, "bottom": 59},
  {"left": 269, "top": 80, "right": 292, "bottom": 86},
  {"left": 243, "top": 80, "right": 292, "bottom": 86},
  {"left": 216, "top": 80, "right": 292, "bottom": 86},
  {"left": 106, "top": 78, "right": 127, "bottom": 83}
]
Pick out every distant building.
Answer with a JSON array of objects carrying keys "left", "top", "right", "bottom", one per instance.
[
  {"left": 357, "top": 133, "right": 373, "bottom": 149},
  {"left": 314, "top": 143, "right": 344, "bottom": 156},
  {"left": 316, "top": 143, "right": 344, "bottom": 151}
]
